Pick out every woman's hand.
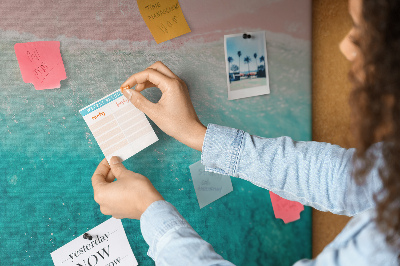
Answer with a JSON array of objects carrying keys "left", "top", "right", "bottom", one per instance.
[
  {"left": 120, "top": 61, "right": 206, "bottom": 151},
  {"left": 91, "top": 157, "right": 164, "bottom": 220}
]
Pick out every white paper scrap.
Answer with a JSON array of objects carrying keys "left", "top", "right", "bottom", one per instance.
[
  {"left": 51, "top": 218, "right": 137, "bottom": 266},
  {"left": 189, "top": 161, "right": 233, "bottom": 208},
  {"left": 79, "top": 90, "right": 158, "bottom": 162}
]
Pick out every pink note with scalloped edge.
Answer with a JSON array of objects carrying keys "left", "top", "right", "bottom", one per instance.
[
  {"left": 270, "top": 191, "right": 304, "bottom": 224},
  {"left": 14, "top": 41, "right": 67, "bottom": 90}
]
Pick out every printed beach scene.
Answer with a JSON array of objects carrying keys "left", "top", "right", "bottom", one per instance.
[
  {"left": 0, "top": 0, "right": 311, "bottom": 265},
  {"left": 225, "top": 31, "right": 270, "bottom": 100}
]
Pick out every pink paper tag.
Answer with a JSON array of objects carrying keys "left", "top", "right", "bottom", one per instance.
[
  {"left": 14, "top": 41, "right": 67, "bottom": 90},
  {"left": 269, "top": 191, "right": 304, "bottom": 224}
]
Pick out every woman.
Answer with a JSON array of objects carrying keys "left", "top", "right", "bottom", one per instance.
[{"left": 91, "top": 0, "right": 400, "bottom": 264}]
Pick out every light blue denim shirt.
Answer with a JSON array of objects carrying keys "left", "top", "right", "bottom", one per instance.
[{"left": 140, "top": 124, "right": 399, "bottom": 265}]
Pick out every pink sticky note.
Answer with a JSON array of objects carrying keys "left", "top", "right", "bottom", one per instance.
[
  {"left": 14, "top": 41, "right": 67, "bottom": 90},
  {"left": 269, "top": 191, "right": 304, "bottom": 224}
]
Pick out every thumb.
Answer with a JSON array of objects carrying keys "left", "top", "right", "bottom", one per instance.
[
  {"left": 109, "top": 156, "right": 128, "bottom": 178},
  {"left": 123, "top": 89, "right": 155, "bottom": 116},
  {"left": 92, "top": 158, "right": 111, "bottom": 189}
]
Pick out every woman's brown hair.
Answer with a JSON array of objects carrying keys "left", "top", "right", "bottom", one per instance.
[{"left": 350, "top": 0, "right": 400, "bottom": 250}]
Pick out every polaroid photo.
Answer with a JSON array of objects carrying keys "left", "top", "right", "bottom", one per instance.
[{"left": 224, "top": 31, "right": 270, "bottom": 100}]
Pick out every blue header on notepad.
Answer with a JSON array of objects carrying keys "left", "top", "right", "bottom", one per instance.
[{"left": 80, "top": 91, "right": 123, "bottom": 116}]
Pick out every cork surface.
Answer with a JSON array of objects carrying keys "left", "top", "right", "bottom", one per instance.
[{"left": 312, "top": 0, "right": 353, "bottom": 257}]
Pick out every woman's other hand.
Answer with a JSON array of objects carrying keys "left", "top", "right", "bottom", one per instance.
[{"left": 91, "top": 157, "right": 164, "bottom": 220}]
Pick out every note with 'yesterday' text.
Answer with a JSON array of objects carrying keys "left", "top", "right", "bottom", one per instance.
[{"left": 51, "top": 218, "right": 137, "bottom": 266}]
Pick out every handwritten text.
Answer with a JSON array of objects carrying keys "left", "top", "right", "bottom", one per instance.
[
  {"left": 147, "top": 3, "right": 180, "bottom": 20},
  {"left": 116, "top": 98, "right": 129, "bottom": 108},
  {"left": 92, "top": 112, "right": 105, "bottom": 120}
]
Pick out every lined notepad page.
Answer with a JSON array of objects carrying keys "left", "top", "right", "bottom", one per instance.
[{"left": 80, "top": 90, "right": 158, "bottom": 162}]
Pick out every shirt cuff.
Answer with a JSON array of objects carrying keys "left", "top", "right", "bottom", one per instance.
[
  {"left": 201, "top": 123, "right": 245, "bottom": 176},
  {"left": 140, "top": 200, "right": 192, "bottom": 260}
]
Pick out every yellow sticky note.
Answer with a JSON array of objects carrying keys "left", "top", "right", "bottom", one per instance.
[{"left": 137, "top": 0, "right": 191, "bottom": 44}]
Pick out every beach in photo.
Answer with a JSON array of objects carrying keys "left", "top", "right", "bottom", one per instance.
[{"left": 225, "top": 31, "right": 270, "bottom": 100}]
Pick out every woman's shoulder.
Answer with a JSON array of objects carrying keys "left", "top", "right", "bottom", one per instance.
[{"left": 319, "top": 209, "right": 399, "bottom": 265}]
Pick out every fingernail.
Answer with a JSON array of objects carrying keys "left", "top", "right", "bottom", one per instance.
[
  {"left": 120, "top": 85, "right": 129, "bottom": 93},
  {"left": 110, "top": 156, "right": 122, "bottom": 165},
  {"left": 125, "top": 89, "right": 133, "bottom": 100}
]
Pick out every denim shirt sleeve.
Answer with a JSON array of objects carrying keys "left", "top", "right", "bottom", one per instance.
[
  {"left": 201, "top": 124, "right": 382, "bottom": 216},
  {"left": 140, "top": 200, "right": 236, "bottom": 266}
]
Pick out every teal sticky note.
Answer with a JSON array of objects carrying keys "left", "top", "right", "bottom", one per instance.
[{"left": 189, "top": 161, "right": 233, "bottom": 208}]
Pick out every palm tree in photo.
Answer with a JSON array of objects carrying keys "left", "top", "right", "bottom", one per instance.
[
  {"left": 237, "top": 51, "right": 242, "bottom": 77},
  {"left": 258, "top": 55, "right": 266, "bottom": 77},
  {"left": 244, "top": 56, "right": 251, "bottom": 78},
  {"left": 227, "top": 56, "right": 234, "bottom": 73},
  {"left": 260, "top": 55, "right": 265, "bottom": 71},
  {"left": 253, "top": 53, "right": 258, "bottom": 73}
]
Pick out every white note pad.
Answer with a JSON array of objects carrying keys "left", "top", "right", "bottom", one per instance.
[
  {"left": 189, "top": 161, "right": 233, "bottom": 208},
  {"left": 51, "top": 218, "right": 137, "bottom": 266},
  {"left": 80, "top": 90, "right": 158, "bottom": 162}
]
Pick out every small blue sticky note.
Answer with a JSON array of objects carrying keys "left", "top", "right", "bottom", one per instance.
[{"left": 189, "top": 161, "right": 233, "bottom": 208}]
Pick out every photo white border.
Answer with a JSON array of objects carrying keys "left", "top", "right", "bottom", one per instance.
[{"left": 224, "top": 31, "right": 270, "bottom": 100}]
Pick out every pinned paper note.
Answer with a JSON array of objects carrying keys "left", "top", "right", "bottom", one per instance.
[
  {"left": 269, "top": 191, "right": 304, "bottom": 224},
  {"left": 137, "top": 0, "right": 191, "bottom": 44},
  {"left": 51, "top": 218, "right": 137, "bottom": 266},
  {"left": 79, "top": 90, "right": 158, "bottom": 162},
  {"left": 189, "top": 161, "right": 233, "bottom": 208},
  {"left": 14, "top": 41, "right": 67, "bottom": 90}
]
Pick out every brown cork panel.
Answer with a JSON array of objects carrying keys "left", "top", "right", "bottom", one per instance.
[{"left": 312, "top": 0, "right": 353, "bottom": 257}]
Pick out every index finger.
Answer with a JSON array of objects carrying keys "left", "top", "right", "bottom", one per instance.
[
  {"left": 147, "top": 61, "right": 178, "bottom": 79},
  {"left": 91, "top": 159, "right": 111, "bottom": 189},
  {"left": 120, "top": 68, "right": 173, "bottom": 93}
]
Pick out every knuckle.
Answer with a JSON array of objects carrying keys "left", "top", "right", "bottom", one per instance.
[
  {"left": 111, "top": 166, "right": 127, "bottom": 178},
  {"left": 99, "top": 206, "right": 108, "bottom": 215},
  {"left": 133, "top": 96, "right": 142, "bottom": 108},
  {"left": 93, "top": 190, "right": 103, "bottom": 203},
  {"left": 146, "top": 68, "right": 156, "bottom": 75},
  {"left": 170, "top": 78, "right": 181, "bottom": 88}
]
